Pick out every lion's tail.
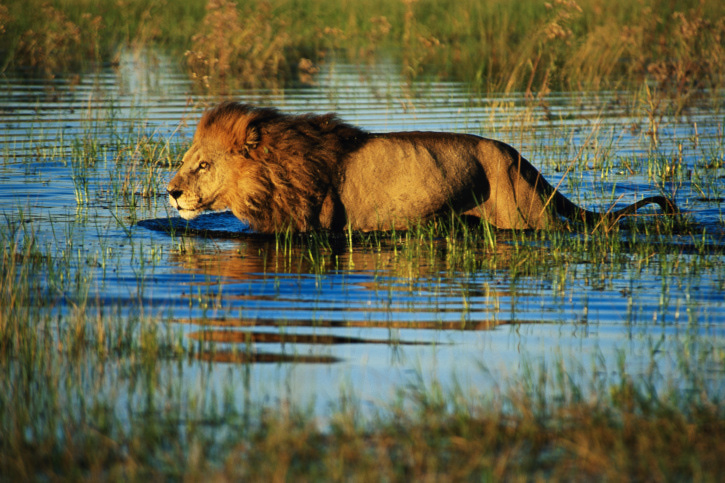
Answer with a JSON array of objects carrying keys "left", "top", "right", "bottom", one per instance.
[
  {"left": 606, "top": 196, "right": 679, "bottom": 220},
  {"left": 553, "top": 192, "right": 679, "bottom": 228}
]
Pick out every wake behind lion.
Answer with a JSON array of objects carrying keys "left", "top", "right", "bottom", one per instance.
[{"left": 167, "top": 102, "right": 678, "bottom": 233}]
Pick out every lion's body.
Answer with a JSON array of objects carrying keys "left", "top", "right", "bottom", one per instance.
[
  {"left": 167, "top": 102, "right": 677, "bottom": 233},
  {"left": 338, "top": 132, "right": 555, "bottom": 230}
]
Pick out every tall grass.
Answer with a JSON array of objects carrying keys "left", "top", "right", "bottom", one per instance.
[
  {"left": 2, "top": 0, "right": 723, "bottom": 96},
  {"left": 219, "top": 373, "right": 724, "bottom": 481}
]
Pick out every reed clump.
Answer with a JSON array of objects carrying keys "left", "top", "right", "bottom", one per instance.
[
  {"left": 185, "top": 0, "right": 291, "bottom": 89},
  {"left": 2, "top": 2, "right": 102, "bottom": 75},
  {"left": 2, "top": 0, "right": 723, "bottom": 97},
  {"left": 217, "top": 381, "right": 724, "bottom": 481}
]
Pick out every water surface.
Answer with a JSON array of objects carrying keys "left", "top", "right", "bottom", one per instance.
[{"left": 1, "top": 52, "right": 723, "bottom": 415}]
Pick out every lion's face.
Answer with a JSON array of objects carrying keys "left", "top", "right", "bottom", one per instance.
[{"left": 167, "top": 141, "right": 238, "bottom": 220}]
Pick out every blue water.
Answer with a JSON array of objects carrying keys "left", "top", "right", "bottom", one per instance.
[{"left": 1, "top": 51, "right": 723, "bottom": 415}]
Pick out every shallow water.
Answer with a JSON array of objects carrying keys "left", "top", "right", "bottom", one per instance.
[{"left": 1, "top": 52, "right": 724, "bottom": 415}]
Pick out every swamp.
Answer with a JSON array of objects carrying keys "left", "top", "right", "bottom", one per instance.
[{"left": 1, "top": 0, "right": 724, "bottom": 480}]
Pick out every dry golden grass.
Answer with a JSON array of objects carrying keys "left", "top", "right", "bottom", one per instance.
[
  {"left": 2, "top": 0, "right": 724, "bottom": 98},
  {"left": 184, "top": 0, "right": 291, "bottom": 89}
]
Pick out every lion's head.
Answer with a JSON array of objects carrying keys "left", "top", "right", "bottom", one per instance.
[
  {"left": 167, "top": 103, "right": 266, "bottom": 223},
  {"left": 167, "top": 102, "right": 367, "bottom": 232}
]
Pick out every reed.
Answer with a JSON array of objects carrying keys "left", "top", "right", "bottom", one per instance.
[{"left": 2, "top": 0, "right": 723, "bottom": 96}]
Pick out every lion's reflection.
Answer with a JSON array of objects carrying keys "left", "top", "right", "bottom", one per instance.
[{"left": 166, "top": 233, "right": 526, "bottom": 364}]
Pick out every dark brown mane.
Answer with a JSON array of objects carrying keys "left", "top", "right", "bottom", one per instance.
[{"left": 199, "top": 102, "right": 369, "bottom": 232}]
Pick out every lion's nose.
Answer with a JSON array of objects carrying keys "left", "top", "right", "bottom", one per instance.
[{"left": 168, "top": 189, "right": 183, "bottom": 200}]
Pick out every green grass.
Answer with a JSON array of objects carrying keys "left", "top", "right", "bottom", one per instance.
[{"left": 2, "top": 0, "right": 724, "bottom": 95}]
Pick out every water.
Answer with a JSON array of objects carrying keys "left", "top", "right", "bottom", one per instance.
[{"left": 1, "top": 51, "right": 724, "bottom": 416}]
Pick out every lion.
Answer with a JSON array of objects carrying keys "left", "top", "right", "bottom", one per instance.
[{"left": 167, "top": 102, "right": 678, "bottom": 233}]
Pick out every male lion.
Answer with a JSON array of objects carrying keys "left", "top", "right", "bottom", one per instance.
[{"left": 167, "top": 102, "right": 677, "bottom": 232}]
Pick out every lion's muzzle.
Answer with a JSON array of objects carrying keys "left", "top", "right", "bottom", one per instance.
[{"left": 167, "top": 186, "right": 201, "bottom": 220}]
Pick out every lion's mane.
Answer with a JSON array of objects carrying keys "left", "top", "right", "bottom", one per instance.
[{"left": 197, "top": 102, "right": 368, "bottom": 232}]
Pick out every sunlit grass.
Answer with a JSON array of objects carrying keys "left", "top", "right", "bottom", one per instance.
[{"left": 2, "top": 0, "right": 724, "bottom": 96}]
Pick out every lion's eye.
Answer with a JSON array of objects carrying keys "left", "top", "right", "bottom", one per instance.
[{"left": 198, "top": 162, "right": 209, "bottom": 171}]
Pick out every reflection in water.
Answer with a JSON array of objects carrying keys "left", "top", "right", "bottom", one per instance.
[
  {"left": 177, "top": 317, "right": 508, "bottom": 331},
  {"left": 193, "top": 350, "right": 340, "bottom": 364},
  {"left": 151, "top": 214, "right": 527, "bottom": 363},
  {"left": 188, "top": 330, "right": 435, "bottom": 345}
]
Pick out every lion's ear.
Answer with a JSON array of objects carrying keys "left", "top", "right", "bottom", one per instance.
[
  {"left": 222, "top": 116, "right": 261, "bottom": 157},
  {"left": 241, "top": 126, "right": 260, "bottom": 158}
]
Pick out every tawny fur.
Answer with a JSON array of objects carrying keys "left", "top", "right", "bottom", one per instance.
[{"left": 167, "top": 102, "right": 678, "bottom": 233}]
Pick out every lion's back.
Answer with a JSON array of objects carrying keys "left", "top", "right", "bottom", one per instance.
[{"left": 339, "top": 132, "right": 490, "bottom": 230}]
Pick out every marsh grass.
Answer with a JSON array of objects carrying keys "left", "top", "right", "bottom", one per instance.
[
  {"left": 216, "top": 372, "right": 724, "bottom": 481},
  {"left": 261, "top": 206, "right": 704, "bottom": 288},
  {"left": 2, "top": 0, "right": 724, "bottom": 99},
  {"left": 184, "top": 0, "right": 291, "bottom": 89},
  {"left": 0, "top": 218, "right": 196, "bottom": 480},
  {"left": 2, "top": 250, "right": 722, "bottom": 483}
]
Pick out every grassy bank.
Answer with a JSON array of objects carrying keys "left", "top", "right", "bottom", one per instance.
[{"left": 1, "top": 0, "right": 724, "bottom": 93}]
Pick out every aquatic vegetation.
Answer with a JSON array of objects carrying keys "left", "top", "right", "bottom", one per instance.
[
  {"left": 1, "top": 204, "right": 724, "bottom": 480},
  {"left": 217, "top": 370, "right": 725, "bottom": 481},
  {"left": 3, "top": 2, "right": 102, "bottom": 75}
]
